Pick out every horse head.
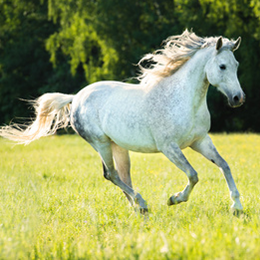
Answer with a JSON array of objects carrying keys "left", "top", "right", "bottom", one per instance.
[{"left": 205, "top": 36, "right": 245, "bottom": 108}]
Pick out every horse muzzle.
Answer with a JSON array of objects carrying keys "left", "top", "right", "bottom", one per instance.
[{"left": 228, "top": 91, "right": 246, "bottom": 108}]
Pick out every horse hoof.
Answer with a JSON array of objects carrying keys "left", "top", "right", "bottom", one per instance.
[
  {"left": 140, "top": 207, "right": 149, "bottom": 215},
  {"left": 167, "top": 196, "right": 177, "bottom": 206},
  {"left": 232, "top": 208, "right": 243, "bottom": 218},
  {"left": 167, "top": 192, "right": 183, "bottom": 206},
  {"left": 167, "top": 197, "right": 173, "bottom": 206}
]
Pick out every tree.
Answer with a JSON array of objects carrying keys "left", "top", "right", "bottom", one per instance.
[
  {"left": 0, "top": 0, "right": 85, "bottom": 123},
  {"left": 46, "top": 0, "right": 180, "bottom": 82}
]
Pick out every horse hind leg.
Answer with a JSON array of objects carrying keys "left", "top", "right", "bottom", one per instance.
[
  {"left": 102, "top": 162, "right": 110, "bottom": 180},
  {"left": 111, "top": 142, "right": 134, "bottom": 206},
  {"left": 98, "top": 141, "right": 148, "bottom": 214}
]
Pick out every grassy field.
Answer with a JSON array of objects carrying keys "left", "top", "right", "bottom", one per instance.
[{"left": 0, "top": 134, "right": 260, "bottom": 259}]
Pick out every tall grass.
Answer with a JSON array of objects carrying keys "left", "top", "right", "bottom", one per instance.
[{"left": 0, "top": 134, "right": 259, "bottom": 259}]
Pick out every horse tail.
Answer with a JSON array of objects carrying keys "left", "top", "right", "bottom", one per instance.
[{"left": 0, "top": 93, "right": 74, "bottom": 145}]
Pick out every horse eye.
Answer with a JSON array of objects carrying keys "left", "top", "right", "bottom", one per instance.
[{"left": 219, "top": 64, "right": 226, "bottom": 70}]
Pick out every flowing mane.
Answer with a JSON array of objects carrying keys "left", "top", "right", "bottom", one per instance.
[{"left": 137, "top": 30, "right": 231, "bottom": 86}]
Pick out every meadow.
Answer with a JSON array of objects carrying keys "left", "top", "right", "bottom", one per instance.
[{"left": 0, "top": 134, "right": 259, "bottom": 259}]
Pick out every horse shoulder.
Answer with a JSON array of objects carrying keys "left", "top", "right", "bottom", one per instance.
[{"left": 180, "top": 103, "right": 210, "bottom": 148}]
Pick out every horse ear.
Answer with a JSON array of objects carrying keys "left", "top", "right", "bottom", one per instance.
[
  {"left": 216, "top": 37, "right": 223, "bottom": 51},
  {"left": 232, "top": 37, "right": 241, "bottom": 52}
]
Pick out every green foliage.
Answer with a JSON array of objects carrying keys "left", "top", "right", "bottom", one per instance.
[
  {"left": 0, "top": 0, "right": 260, "bottom": 131},
  {"left": 0, "top": 0, "right": 86, "bottom": 123},
  {"left": 46, "top": 13, "right": 119, "bottom": 82},
  {"left": 45, "top": 0, "right": 178, "bottom": 82},
  {"left": 0, "top": 134, "right": 260, "bottom": 259}
]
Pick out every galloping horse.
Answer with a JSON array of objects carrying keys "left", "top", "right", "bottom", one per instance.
[{"left": 0, "top": 30, "right": 245, "bottom": 215}]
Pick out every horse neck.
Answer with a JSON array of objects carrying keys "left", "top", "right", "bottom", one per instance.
[{"left": 167, "top": 48, "right": 213, "bottom": 108}]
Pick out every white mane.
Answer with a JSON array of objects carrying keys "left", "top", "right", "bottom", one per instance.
[{"left": 137, "top": 29, "right": 235, "bottom": 86}]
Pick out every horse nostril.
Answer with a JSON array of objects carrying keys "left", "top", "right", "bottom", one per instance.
[
  {"left": 233, "top": 95, "right": 239, "bottom": 103},
  {"left": 231, "top": 93, "right": 245, "bottom": 107}
]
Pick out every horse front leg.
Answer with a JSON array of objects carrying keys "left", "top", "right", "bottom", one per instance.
[
  {"left": 162, "top": 143, "right": 199, "bottom": 205},
  {"left": 191, "top": 135, "right": 243, "bottom": 216}
]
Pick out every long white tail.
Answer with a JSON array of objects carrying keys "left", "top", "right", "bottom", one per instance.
[{"left": 0, "top": 93, "right": 74, "bottom": 145}]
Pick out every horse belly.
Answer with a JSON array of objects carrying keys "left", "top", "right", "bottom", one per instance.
[
  {"left": 101, "top": 116, "right": 158, "bottom": 153},
  {"left": 109, "top": 132, "right": 158, "bottom": 153}
]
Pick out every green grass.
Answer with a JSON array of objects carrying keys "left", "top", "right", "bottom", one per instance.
[{"left": 0, "top": 134, "right": 260, "bottom": 259}]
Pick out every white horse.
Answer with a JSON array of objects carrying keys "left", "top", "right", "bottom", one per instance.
[{"left": 0, "top": 30, "right": 245, "bottom": 215}]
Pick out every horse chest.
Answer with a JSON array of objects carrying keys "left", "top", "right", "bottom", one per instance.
[{"left": 178, "top": 107, "right": 210, "bottom": 149}]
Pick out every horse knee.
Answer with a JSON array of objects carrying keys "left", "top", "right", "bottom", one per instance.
[
  {"left": 217, "top": 159, "right": 231, "bottom": 173},
  {"left": 189, "top": 171, "right": 199, "bottom": 185},
  {"left": 231, "top": 190, "right": 240, "bottom": 200},
  {"left": 103, "top": 172, "right": 110, "bottom": 180},
  {"left": 103, "top": 168, "right": 120, "bottom": 184}
]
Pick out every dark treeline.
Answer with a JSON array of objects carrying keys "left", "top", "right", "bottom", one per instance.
[{"left": 1, "top": 0, "right": 260, "bottom": 132}]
